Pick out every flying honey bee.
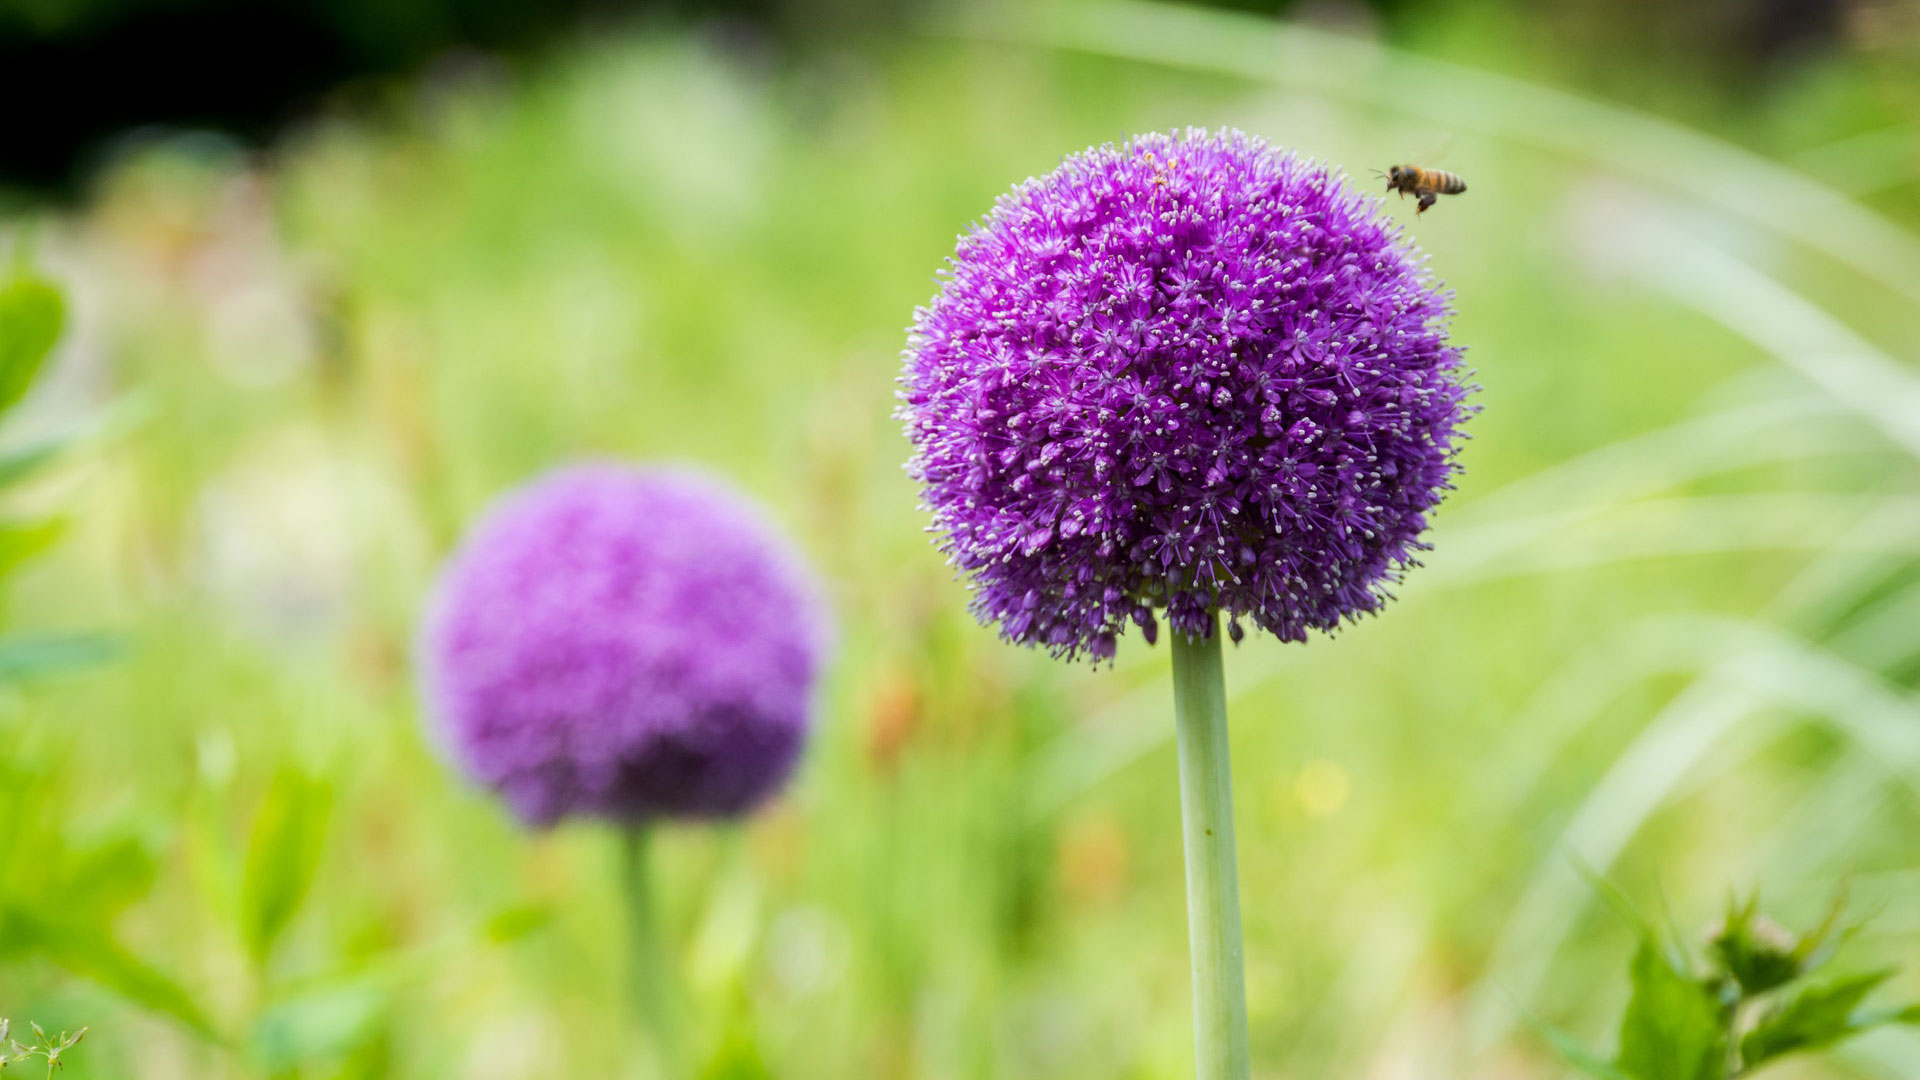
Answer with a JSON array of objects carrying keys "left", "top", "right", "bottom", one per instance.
[{"left": 1379, "top": 164, "right": 1467, "bottom": 215}]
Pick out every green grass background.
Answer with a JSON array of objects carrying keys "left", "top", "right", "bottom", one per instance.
[{"left": 3, "top": 2, "right": 1919, "bottom": 1076}]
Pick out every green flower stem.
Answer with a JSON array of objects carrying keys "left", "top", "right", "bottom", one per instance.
[
  {"left": 623, "top": 827, "right": 687, "bottom": 1078},
  {"left": 1171, "top": 612, "right": 1252, "bottom": 1080}
]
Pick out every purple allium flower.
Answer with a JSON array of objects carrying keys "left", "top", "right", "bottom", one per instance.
[
  {"left": 899, "top": 128, "right": 1474, "bottom": 660},
  {"left": 419, "top": 465, "right": 831, "bottom": 827}
]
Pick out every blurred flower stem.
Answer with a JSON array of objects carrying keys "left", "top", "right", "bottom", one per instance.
[
  {"left": 623, "top": 828, "right": 687, "bottom": 1078},
  {"left": 1171, "top": 611, "right": 1251, "bottom": 1080}
]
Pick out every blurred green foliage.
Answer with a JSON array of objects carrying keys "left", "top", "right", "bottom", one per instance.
[
  {"left": 238, "top": 769, "right": 333, "bottom": 968},
  {"left": 0, "top": 259, "right": 212, "bottom": 1043},
  {"left": 0, "top": 258, "right": 119, "bottom": 679},
  {"left": 1, "top": 1, "right": 1918, "bottom": 1078},
  {"left": 0, "top": 273, "right": 61, "bottom": 409}
]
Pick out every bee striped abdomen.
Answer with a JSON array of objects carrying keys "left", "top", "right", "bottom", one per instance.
[{"left": 1382, "top": 163, "right": 1467, "bottom": 215}]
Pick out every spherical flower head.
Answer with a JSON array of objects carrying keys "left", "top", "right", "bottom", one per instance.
[
  {"left": 419, "top": 464, "right": 831, "bottom": 827},
  {"left": 899, "top": 128, "right": 1474, "bottom": 660}
]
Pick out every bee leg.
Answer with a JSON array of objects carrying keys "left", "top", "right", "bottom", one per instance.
[{"left": 1417, "top": 192, "right": 1436, "bottom": 214}]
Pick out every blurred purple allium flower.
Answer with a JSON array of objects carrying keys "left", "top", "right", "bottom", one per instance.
[
  {"left": 899, "top": 128, "right": 1474, "bottom": 660},
  {"left": 419, "top": 465, "right": 831, "bottom": 826}
]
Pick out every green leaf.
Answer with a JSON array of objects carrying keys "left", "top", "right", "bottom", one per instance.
[
  {"left": 1526, "top": 1015, "right": 1636, "bottom": 1080},
  {"left": 248, "top": 980, "right": 386, "bottom": 1072},
  {"left": 0, "top": 276, "right": 63, "bottom": 417},
  {"left": 0, "top": 392, "right": 154, "bottom": 491},
  {"left": 4, "top": 905, "right": 221, "bottom": 1039},
  {"left": 0, "top": 434, "right": 73, "bottom": 490},
  {"left": 55, "top": 830, "right": 161, "bottom": 919},
  {"left": 698, "top": 1011, "right": 773, "bottom": 1080},
  {"left": 0, "top": 518, "right": 65, "bottom": 580},
  {"left": 481, "top": 903, "right": 553, "bottom": 944},
  {"left": 1616, "top": 940, "right": 1723, "bottom": 1080},
  {"left": 238, "top": 770, "right": 333, "bottom": 967},
  {"left": 1740, "top": 969, "right": 1896, "bottom": 1068},
  {"left": 1571, "top": 856, "right": 1655, "bottom": 936}
]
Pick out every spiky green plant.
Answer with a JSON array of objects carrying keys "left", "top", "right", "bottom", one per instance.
[
  {"left": 1539, "top": 892, "right": 1920, "bottom": 1079},
  {"left": 0, "top": 1018, "right": 88, "bottom": 1077}
]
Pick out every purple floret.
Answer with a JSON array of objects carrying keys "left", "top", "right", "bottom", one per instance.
[
  {"left": 899, "top": 129, "right": 1474, "bottom": 659},
  {"left": 418, "top": 465, "right": 831, "bottom": 827}
]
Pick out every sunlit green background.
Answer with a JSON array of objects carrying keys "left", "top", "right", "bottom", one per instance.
[{"left": 2, "top": 0, "right": 1919, "bottom": 1076}]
